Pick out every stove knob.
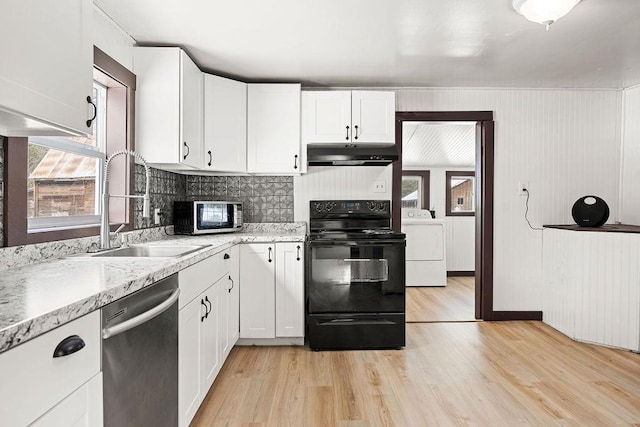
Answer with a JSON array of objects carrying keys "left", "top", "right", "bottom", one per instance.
[
  {"left": 377, "top": 202, "right": 386, "bottom": 211},
  {"left": 367, "top": 202, "right": 376, "bottom": 211},
  {"left": 326, "top": 202, "right": 335, "bottom": 211},
  {"left": 314, "top": 203, "right": 324, "bottom": 213}
]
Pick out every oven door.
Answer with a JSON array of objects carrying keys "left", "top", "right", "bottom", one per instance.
[{"left": 307, "top": 239, "right": 405, "bottom": 314}]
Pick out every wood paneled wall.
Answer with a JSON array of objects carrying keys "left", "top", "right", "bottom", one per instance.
[{"left": 620, "top": 85, "right": 640, "bottom": 225}]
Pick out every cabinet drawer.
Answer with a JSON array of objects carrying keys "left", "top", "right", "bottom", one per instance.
[
  {"left": 31, "top": 372, "right": 103, "bottom": 427},
  {"left": 0, "top": 311, "right": 100, "bottom": 426},
  {"left": 179, "top": 250, "right": 228, "bottom": 308}
]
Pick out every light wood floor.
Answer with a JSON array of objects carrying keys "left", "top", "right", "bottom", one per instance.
[
  {"left": 406, "top": 276, "right": 476, "bottom": 322},
  {"left": 191, "top": 321, "right": 640, "bottom": 426}
]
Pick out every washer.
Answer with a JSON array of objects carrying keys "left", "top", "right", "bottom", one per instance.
[{"left": 401, "top": 209, "right": 447, "bottom": 287}]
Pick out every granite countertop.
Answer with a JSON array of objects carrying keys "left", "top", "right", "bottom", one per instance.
[{"left": 0, "top": 226, "right": 306, "bottom": 354}]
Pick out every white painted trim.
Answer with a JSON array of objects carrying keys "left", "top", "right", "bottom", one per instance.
[
  {"left": 92, "top": 3, "right": 137, "bottom": 45},
  {"left": 236, "top": 337, "right": 304, "bottom": 346}
]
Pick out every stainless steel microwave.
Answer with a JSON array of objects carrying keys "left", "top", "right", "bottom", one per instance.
[{"left": 173, "top": 201, "right": 243, "bottom": 235}]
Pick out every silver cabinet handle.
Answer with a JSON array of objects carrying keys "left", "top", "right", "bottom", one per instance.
[
  {"left": 296, "top": 245, "right": 301, "bottom": 261},
  {"left": 345, "top": 125, "right": 350, "bottom": 140},
  {"left": 268, "top": 247, "right": 273, "bottom": 262},
  {"left": 354, "top": 125, "right": 359, "bottom": 140},
  {"left": 207, "top": 150, "right": 212, "bottom": 166},
  {"left": 102, "top": 289, "right": 180, "bottom": 339},
  {"left": 228, "top": 275, "right": 234, "bottom": 293},
  {"left": 294, "top": 154, "right": 298, "bottom": 170}
]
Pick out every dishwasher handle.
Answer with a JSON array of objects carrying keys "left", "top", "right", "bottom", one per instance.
[{"left": 102, "top": 289, "right": 180, "bottom": 340}]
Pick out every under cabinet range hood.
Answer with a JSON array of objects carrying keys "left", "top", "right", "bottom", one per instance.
[{"left": 307, "top": 143, "right": 399, "bottom": 166}]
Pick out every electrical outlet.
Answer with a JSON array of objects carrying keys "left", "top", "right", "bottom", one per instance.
[
  {"left": 518, "top": 181, "right": 529, "bottom": 196},
  {"left": 373, "top": 180, "right": 386, "bottom": 193},
  {"left": 154, "top": 208, "right": 161, "bottom": 224}
]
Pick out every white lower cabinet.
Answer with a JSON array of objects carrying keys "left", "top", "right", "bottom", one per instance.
[
  {"left": 179, "top": 277, "right": 221, "bottom": 427},
  {"left": 240, "top": 243, "right": 276, "bottom": 338},
  {"left": 178, "top": 245, "right": 240, "bottom": 427},
  {"left": 240, "top": 242, "right": 305, "bottom": 339},
  {"left": 219, "top": 245, "right": 240, "bottom": 359},
  {"left": 31, "top": 373, "right": 103, "bottom": 427},
  {"left": 275, "top": 243, "right": 305, "bottom": 337},
  {"left": 0, "top": 311, "right": 101, "bottom": 426}
]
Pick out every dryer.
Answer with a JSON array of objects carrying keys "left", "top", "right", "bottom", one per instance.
[{"left": 401, "top": 209, "right": 447, "bottom": 287}]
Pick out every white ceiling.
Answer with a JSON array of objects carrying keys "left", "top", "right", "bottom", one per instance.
[
  {"left": 402, "top": 122, "right": 476, "bottom": 168},
  {"left": 95, "top": 0, "right": 640, "bottom": 89}
]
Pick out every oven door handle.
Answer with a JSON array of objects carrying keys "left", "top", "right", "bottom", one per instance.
[
  {"left": 319, "top": 318, "right": 396, "bottom": 326},
  {"left": 309, "top": 240, "right": 403, "bottom": 247}
]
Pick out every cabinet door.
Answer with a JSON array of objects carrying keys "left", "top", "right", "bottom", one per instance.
[
  {"left": 219, "top": 245, "right": 240, "bottom": 359},
  {"left": 275, "top": 243, "right": 305, "bottom": 337},
  {"left": 201, "top": 284, "right": 220, "bottom": 391},
  {"left": 240, "top": 243, "right": 276, "bottom": 338},
  {"left": 203, "top": 75, "right": 247, "bottom": 172},
  {"left": 247, "top": 84, "right": 301, "bottom": 174},
  {"left": 302, "top": 91, "right": 352, "bottom": 143},
  {"left": 180, "top": 51, "right": 204, "bottom": 169},
  {"left": 178, "top": 296, "right": 204, "bottom": 427},
  {"left": 351, "top": 91, "right": 395, "bottom": 143},
  {"left": 31, "top": 373, "right": 103, "bottom": 427},
  {"left": 228, "top": 246, "right": 241, "bottom": 347},
  {"left": 134, "top": 47, "right": 182, "bottom": 165},
  {"left": 0, "top": 0, "right": 93, "bottom": 136}
]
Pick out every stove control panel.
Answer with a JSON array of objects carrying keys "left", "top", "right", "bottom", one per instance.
[{"left": 310, "top": 200, "right": 390, "bottom": 216}]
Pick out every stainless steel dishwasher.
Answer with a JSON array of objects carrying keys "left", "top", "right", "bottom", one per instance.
[{"left": 102, "top": 274, "right": 180, "bottom": 427}]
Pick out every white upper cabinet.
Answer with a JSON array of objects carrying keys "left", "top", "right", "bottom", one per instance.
[
  {"left": 134, "top": 47, "right": 203, "bottom": 170},
  {"left": 302, "top": 90, "right": 395, "bottom": 144},
  {"left": 247, "top": 84, "right": 302, "bottom": 174},
  {"left": 203, "top": 75, "right": 247, "bottom": 172},
  {"left": 0, "top": 0, "right": 93, "bottom": 136}
]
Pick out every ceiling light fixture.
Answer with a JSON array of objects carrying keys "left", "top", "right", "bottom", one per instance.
[{"left": 512, "top": 0, "right": 581, "bottom": 31}]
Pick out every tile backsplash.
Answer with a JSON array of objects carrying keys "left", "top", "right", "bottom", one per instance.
[
  {"left": 133, "top": 165, "right": 294, "bottom": 229},
  {"left": 184, "top": 175, "right": 294, "bottom": 222}
]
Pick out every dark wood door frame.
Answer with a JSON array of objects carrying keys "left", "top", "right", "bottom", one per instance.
[{"left": 393, "top": 111, "right": 541, "bottom": 321}]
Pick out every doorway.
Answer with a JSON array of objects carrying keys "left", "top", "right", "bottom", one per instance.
[{"left": 392, "top": 111, "right": 495, "bottom": 320}]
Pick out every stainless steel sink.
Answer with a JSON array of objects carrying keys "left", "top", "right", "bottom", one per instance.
[{"left": 85, "top": 244, "right": 210, "bottom": 258}]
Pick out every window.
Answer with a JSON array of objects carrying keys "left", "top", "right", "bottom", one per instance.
[
  {"left": 446, "top": 171, "right": 475, "bottom": 216},
  {"left": 401, "top": 171, "right": 430, "bottom": 210},
  {"left": 27, "top": 83, "right": 107, "bottom": 232},
  {"left": 3, "top": 47, "right": 136, "bottom": 246}
]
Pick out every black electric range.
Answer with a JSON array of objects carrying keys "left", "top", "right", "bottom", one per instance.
[{"left": 306, "top": 200, "right": 406, "bottom": 350}]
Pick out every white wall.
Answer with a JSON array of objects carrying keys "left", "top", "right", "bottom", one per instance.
[
  {"left": 294, "top": 166, "right": 393, "bottom": 222},
  {"left": 92, "top": 5, "right": 135, "bottom": 72},
  {"left": 397, "top": 88, "right": 622, "bottom": 311},
  {"left": 620, "top": 85, "right": 640, "bottom": 225}
]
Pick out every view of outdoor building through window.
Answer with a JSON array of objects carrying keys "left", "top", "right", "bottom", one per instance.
[
  {"left": 26, "top": 83, "right": 106, "bottom": 230},
  {"left": 450, "top": 177, "right": 475, "bottom": 212},
  {"left": 401, "top": 176, "right": 420, "bottom": 208}
]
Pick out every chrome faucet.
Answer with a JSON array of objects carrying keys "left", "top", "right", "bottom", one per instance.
[{"left": 100, "top": 150, "right": 151, "bottom": 250}]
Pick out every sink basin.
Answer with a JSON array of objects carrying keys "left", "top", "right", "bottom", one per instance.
[{"left": 86, "top": 244, "right": 210, "bottom": 258}]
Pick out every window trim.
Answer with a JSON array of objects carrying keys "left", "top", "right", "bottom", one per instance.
[
  {"left": 3, "top": 47, "right": 136, "bottom": 246},
  {"left": 401, "top": 170, "right": 430, "bottom": 210},
  {"left": 445, "top": 170, "right": 475, "bottom": 217}
]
